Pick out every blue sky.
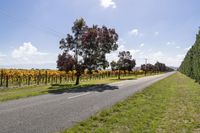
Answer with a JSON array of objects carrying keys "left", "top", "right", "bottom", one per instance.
[{"left": 0, "top": 0, "right": 200, "bottom": 69}]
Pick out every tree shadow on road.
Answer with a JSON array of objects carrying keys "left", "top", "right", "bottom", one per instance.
[
  {"left": 110, "top": 78, "right": 136, "bottom": 81},
  {"left": 48, "top": 84, "right": 119, "bottom": 94}
]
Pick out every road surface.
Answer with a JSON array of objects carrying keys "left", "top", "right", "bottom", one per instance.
[{"left": 0, "top": 72, "right": 175, "bottom": 133}]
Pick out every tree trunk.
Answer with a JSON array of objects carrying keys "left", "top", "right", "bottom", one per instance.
[
  {"left": 18, "top": 76, "right": 21, "bottom": 87},
  {"left": 72, "top": 71, "right": 74, "bottom": 81},
  {"left": 0, "top": 70, "right": 3, "bottom": 86},
  {"left": 75, "top": 75, "right": 80, "bottom": 85},
  {"left": 6, "top": 76, "right": 9, "bottom": 88},
  {"left": 118, "top": 69, "right": 121, "bottom": 80},
  {"left": 124, "top": 70, "right": 126, "bottom": 76},
  {"left": 60, "top": 76, "right": 62, "bottom": 84},
  {"left": 89, "top": 74, "right": 92, "bottom": 80}
]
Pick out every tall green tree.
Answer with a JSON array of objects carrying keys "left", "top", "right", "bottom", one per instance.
[
  {"left": 112, "top": 51, "right": 136, "bottom": 79},
  {"left": 155, "top": 62, "right": 166, "bottom": 72},
  {"left": 110, "top": 61, "right": 118, "bottom": 71},
  {"left": 180, "top": 29, "right": 200, "bottom": 83}
]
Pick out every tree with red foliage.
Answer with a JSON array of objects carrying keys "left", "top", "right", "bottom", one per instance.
[
  {"left": 57, "top": 52, "right": 75, "bottom": 72},
  {"left": 59, "top": 18, "right": 118, "bottom": 85}
]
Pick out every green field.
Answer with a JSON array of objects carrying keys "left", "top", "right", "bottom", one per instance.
[
  {"left": 63, "top": 72, "right": 200, "bottom": 133},
  {"left": 0, "top": 74, "right": 148, "bottom": 102}
]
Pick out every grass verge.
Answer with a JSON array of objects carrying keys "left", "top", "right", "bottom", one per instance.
[{"left": 63, "top": 72, "right": 200, "bottom": 133}]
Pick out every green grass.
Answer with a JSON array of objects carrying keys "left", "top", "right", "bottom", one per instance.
[
  {"left": 0, "top": 74, "right": 145, "bottom": 102},
  {"left": 63, "top": 72, "right": 200, "bottom": 133}
]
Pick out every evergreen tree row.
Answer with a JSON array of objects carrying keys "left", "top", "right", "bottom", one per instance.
[{"left": 179, "top": 29, "right": 200, "bottom": 83}]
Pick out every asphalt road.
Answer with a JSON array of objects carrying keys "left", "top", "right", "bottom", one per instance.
[{"left": 0, "top": 72, "right": 175, "bottom": 133}]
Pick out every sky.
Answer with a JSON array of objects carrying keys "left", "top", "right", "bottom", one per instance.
[{"left": 0, "top": 0, "right": 200, "bottom": 69}]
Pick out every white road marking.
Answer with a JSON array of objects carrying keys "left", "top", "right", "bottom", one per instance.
[{"left": 67, "top": 92, "right": 91, "bottom": 99}]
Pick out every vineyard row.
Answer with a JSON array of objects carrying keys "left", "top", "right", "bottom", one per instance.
[{"left": 0, "top": 69, "right": 146, "bottom": 88}]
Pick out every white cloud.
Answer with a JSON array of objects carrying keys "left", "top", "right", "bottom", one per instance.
[
  {"left": 151, "top": 52, "right": 185, "bottom": 67},
  {"left": 129, "top": 29, "right": 144, "bottom": 37},
  {"left": 10, "top": 42, "right": 56, "bottom": 65},
  {"left": 129, "top": 29, "right": 139, "bottom": 36},
  {"left": 166, "top": 42, "right": 181, "bottom": 49},
  {"left": 133, "top": 50, "right": 184, "bottom": 67},
  {"left": 159, "top": 54, "right": 185, "bottom": 67},
  {"left": 107, "top": 39, "right": 183, "bottom": 67},
  {"left": 140, "top": 43, "right": 144, "bottom": 47},
  {"left": 100, "top": 0, "right": 116, "bottom": 8},
  {"left": 107, "top": 44, "right": 185, "bottom": 67},
  {"left": 12, "top": 42, "right": 47, "bottom": 59},
  {"left": 149, "top": 51, "right": 184, "bottom": 66},
  {"left": 154, "top": 32, "right": 159, "bottom": 36},
  {"left": 106, "top": 38, "right": 141, "bottom": 63},
  {"left": 108, "top": 39, "right": 185, "bottom": 67},
  {"left": 166, "top": 42, "right": 170, "bottom": 45}
]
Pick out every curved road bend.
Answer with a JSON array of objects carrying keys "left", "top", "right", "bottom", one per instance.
[{"left": 0, "top": 72, "right": 175, "bottom": 133}]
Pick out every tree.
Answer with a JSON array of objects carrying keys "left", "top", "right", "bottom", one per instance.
[
  {"left": 154, "top": 62, "right": 166, "bottom": 72},
  {"left": 141, "top": 63, "right": 155, "bottom": 74},
  {"left": 127, "top": 59, "right": 136, "bottom": 73},
  {"left": 179, "top": 29, "right": 200, "bottom": 83},
  {"left": 57, "top": 52, "right": 75, "bottom": 72},
  {"left": 110, "top": 61, "right": 118, "bottom": 71},
  {"left": 114, "top": 51, "right": 136, "bottom": 79},
  {"left": 141, "top": 62, "right": 173, "bottom": 75},
  {"left": 59, "top": 18, "right": 118, "bottom": 85}
]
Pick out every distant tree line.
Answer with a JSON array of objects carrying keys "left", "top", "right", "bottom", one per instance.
[
  {"left": 141, "top": 62, "right": 174, "bottom": 74},
  {"left": 179, "top": 29, "right": 200, "bottom": 83}
]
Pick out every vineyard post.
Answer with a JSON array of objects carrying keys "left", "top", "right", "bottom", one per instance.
[
  {"left": 28, "top": 76, "right": 31, "bottom": 86},
  {"left": 45, "top": 71, "right": 48, "bottom": 85},
  {"left": 6, "top": 75, "right": 9, "bottom": 88},
  {"left": 145, "top": 58, "right": 147, "bottom": 76},
  {"left": 56, "top": 76, "right": 58, "bottom": 84},
  {"left": 51, "top": 76, "right": 53, "bottom": 84},
  {"left": 60, "top": 75, "right": 62, "bottom": 84},
  {"left": 0, "top": 70, "right": 3, "bottom": 86},
  {"left": 71, "top": 71, "right": 74, "bottom": 81},
  {"left": 118, "top": 69, "right": 121, "bottom": 80},
  {"left": 18, "top": 76, "right": 21, "bottom": 87},
  {"left": 37, "top": 70, "right": 41, "bottom": 85},
  {"left": 26, "top": 76, "right": 28, "bottom": 85}
]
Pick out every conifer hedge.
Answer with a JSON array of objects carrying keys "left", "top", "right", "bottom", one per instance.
[{"left": 179, "top": 29, "right": 200, "bottom": 83}]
